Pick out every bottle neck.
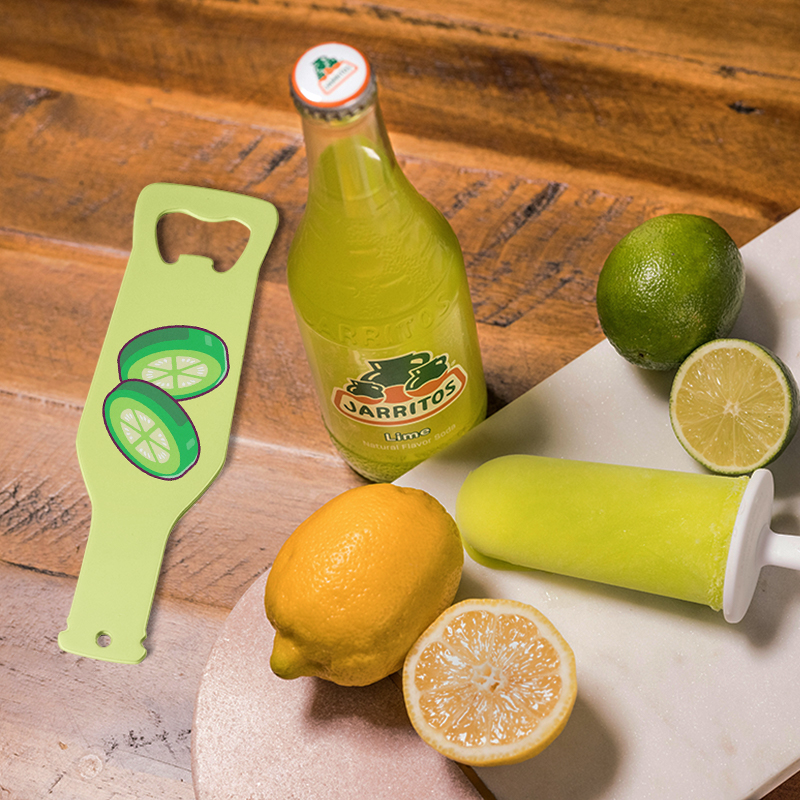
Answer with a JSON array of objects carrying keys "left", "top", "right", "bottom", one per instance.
[{"left": 300, "top": 100, "right": 403, "bottom": 208}]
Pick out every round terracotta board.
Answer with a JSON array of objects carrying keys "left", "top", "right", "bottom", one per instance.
[{"left": 191, "top": 570, "right": 482, "bottom": 799}]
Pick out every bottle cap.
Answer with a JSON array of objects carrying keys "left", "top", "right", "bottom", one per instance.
[{"left": 290, "top": 43, "right": 376, "bottom": 119}]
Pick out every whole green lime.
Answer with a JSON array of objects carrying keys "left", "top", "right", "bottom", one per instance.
[{"left": 596, "top": 214, "right": 745, "bottom": 370}]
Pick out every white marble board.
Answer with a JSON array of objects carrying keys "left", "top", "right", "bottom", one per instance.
[{"left": 395, "top": 208, "right": 800, "bottom": 800}]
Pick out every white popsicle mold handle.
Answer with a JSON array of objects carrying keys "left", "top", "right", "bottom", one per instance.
[{"left": 723, "top": 468, "right": 800, "bottom": 623}]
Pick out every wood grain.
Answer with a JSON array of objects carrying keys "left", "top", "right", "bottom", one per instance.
[
  {"left": 0, "top": 561, "right": 218, "bottom": 798},
  {"left": 0, "top": 73, "right": 770, "bottom": 413},
  {"left": 2, "top": 0, "right": 797, "bottom": 221}
]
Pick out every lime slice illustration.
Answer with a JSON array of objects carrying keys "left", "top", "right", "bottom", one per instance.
[
  {"left": 103, "top": 380, "right": 200, "bottom": 479},
  {"left": 118, "top": 326, "right": 229, "bottom": 400}
]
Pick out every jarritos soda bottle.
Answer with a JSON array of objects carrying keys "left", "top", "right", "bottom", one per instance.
[{"left": 287, "top": 43, "right": 487, "bottom": 482}]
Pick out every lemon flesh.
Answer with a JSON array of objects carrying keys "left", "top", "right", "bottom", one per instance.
[
  {"left": 596, "top": 214, "right": 744, "bottom": 370},
  {"left": 403, "top": 598, "right": 577, "bottom": 767},
  {"left": 670, "top": 339, "right": 799, "bottom": 475}
]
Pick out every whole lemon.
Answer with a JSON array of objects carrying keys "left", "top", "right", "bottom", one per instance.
[
  {"left": 596, "top": 214, "right": 744, "bottom": 370},
  {"left": 264, "top": 483, "right": 463, "bottom": 687}
]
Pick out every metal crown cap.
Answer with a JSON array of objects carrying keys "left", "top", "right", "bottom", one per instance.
[{"left": 290, "top": 42, "right": 376, "bottom": 119}]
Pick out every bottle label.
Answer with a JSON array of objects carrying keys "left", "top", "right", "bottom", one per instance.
[{"left": 330, "top": 350, "right": 468, "bottom": 427}]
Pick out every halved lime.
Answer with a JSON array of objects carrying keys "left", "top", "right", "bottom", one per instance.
[
  {"left": 118, "top": 326, "right": 228, "bottom": 400},
  {"left": 103, "top": 380, "right": 200, "bottom": 479},
  {"left": 670, "top": 339, "right": 799, "bottom": 475}
]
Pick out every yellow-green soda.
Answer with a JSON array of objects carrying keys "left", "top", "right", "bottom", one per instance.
[{"left": 287, "top": 43, "right": 487, "bottom": 482}]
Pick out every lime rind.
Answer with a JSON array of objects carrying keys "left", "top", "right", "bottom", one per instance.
[
  {"left": 118, "top": 325, "right": 229, "bottom": 400},
  {"left": 669, "top": 339, "right": 799, "bottom": 475},
  {"left": 103, "top": 379, "right": 200, "bottom": 480},
  {"left": 596, "top": 214, "right": 745, "bottom": 371}
]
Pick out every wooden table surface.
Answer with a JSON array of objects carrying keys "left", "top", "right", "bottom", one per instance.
[{"left": 2, "top": 0, "right": 799, "bottom": 797}]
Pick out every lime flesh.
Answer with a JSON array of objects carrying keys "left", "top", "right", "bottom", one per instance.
[{"left": 670, "top": 339, "right": 799, "bottom": 475}]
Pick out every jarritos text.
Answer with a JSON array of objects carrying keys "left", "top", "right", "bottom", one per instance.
[{"left": 332, "top": 352, "right": 468, "bottom": 426}]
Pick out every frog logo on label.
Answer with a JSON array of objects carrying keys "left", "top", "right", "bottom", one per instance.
[
  {"left": 331, "top": 352, "right": 468, "bottom": 426},
  {"left": 312, "top": 55, "right": 358, "bottom": 96}
]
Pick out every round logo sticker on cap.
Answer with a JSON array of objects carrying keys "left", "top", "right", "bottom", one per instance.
[{"left": 292, "top": 42, "right": 371, "bottom": 110}]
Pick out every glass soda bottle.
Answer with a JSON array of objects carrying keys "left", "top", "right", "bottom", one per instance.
[{"left": 287, "top": 42, "right": 487, "bottom": 482}]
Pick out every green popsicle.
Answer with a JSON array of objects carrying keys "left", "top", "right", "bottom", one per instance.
[{"left": 455, "top": 455, "right": 749, "bottom": 610}]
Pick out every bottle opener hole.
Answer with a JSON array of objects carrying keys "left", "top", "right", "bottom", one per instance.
[{"left": 157, "top": 213, "right": 250, "bottom": 273}]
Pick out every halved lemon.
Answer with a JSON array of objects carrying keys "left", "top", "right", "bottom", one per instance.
[
  {"left": 670, "top": 338, "right": 799, "bottom": 475},
  {"left": 402, "top": 598, "right": 577, "bottom": 767}
]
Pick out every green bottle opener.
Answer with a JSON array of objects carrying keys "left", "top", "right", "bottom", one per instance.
[{"left": 58, "top": 183, "right": 278, "bottom": 664}]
